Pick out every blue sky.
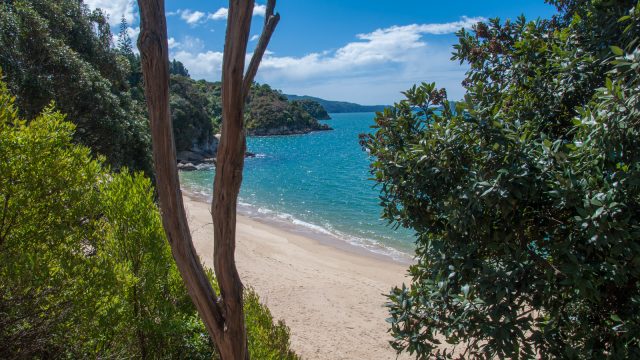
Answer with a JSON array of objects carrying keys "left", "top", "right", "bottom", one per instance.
[{"left": 85, "top": 0, "right": 557, "bottom": 104}]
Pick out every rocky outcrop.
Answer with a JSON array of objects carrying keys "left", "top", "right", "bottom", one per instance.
[
  {"left": 177, "top": 137, "right": 218, "bottom": 167},
  {"left": 177, "top": 163, "right": 198, "bottom": 171},
  {"left": 176, "top": 134, "right": 259, "bottom": 170}
]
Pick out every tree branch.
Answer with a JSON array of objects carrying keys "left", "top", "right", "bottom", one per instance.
[
  {"left": 264, "top": 0, "right": 275, "bottom": 24},
  {"left": 242, "top": 1, "right": 280, "bottom": 101}
]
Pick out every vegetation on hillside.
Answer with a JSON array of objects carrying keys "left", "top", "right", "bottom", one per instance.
[
  {"left": 0, "top": 0, "right": 153, "bottom": 175},
  {"left": 170, "top": 74, "right": 217, "bottom": 152},
  {"left": 247, "top": 84, "right": 331, "bottom": 135},
  {"left": 362, "top": 0, "right": 640, "bottom": 358},
  {"left": 0, "top": 0, "right": 330, "bottom": 176},
  {"left": 0, "top": 76, "right": 299, "bottom": 359},
  {"left": 291, "top": 99, "right": 331, "bottom": 119}
]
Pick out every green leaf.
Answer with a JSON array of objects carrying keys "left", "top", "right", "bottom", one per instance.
[{"left": 610, "top": 46, "right": 624, "bottom": 56}]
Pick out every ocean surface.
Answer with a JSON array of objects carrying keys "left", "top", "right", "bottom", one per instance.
[{"left": 179, "top": 112, "right": 415, "bottom": 260}]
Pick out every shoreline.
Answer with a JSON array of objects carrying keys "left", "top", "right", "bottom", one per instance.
[
  {"left": 183, "top": 193, "right": 413, "bottom": 359},
  {"left": 183, "top": 189, "right": 414, "bottom": 265}
]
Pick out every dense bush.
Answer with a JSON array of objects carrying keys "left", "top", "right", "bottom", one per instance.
[
  {"left": 0, "top": 0, "right": 153, "bottom": 175},
  {"left": 0, "top": 75, "right": 212, "bottom": 358},
  {"left": 362, "top": 0, "right": 640, "bottom": 358},
  {"left": 0, "top": 76, "right": 298, "bottom": 359},
  {"left": 170, "top": 74, "right": 217, "bottom": 152}
]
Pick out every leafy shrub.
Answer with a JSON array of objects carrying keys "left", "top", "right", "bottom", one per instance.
[
  {"left": 362, "top": 1, "right": 640, "bottom": 358},
  {"left": 0, "top": 74, "right": 298, "bottom": 359},
  {"left": 245, "top": 288, "right": 300, "bottom": 360}
]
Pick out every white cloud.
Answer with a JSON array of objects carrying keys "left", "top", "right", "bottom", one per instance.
[
  {"left": 174, "top": 4, "right": 267, "bottom": 24},
  {"left": 208, "top": 3, "right": 267, "bottom": 21},
  {"left": 179, "top": 9, "right": 206, "bottom": 25},
  {"left": 250, "top": 34, "right": 260, "bottom": 42},
  {"left": 174, "top": 50, "right": 225, "bottom": 80},
  {"left": 84, "top": 0, "right": 136, "bottom": 26},
  {"left": 127, "top": 26, "right": 140, "bottom": 39},
  {"left": 168, "top": 37, "right": 180, "bottom": 49},
  {"left": 404, "top": 16, "right": 484, "bottom": 35},
  {"left": 179, "top": 36, "right": 205, "bottom": 53},
  {"left": 172, "top": 17, "right": 485, "bottom": 103},
  {"left": 209, "top": 8, "right": 228, "bottom": 21},
  {"left": 253, "top": 4, "right": 267, "bottom": 17},
  {"left": 257, "top": 17, "right": 485, "bottom": 80}
]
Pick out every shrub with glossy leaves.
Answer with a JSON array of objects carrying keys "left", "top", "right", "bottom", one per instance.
[{"left": 362, "top": 1, "right": 640, "bottom": 358}]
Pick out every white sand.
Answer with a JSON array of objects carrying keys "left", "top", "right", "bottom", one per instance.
[{"left": 184, "top": 194, "right": 413, "bottom": 359}]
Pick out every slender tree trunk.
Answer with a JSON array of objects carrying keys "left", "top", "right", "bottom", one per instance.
[{"left": 136, "top": 1, "right": 279, "bottom": 359}]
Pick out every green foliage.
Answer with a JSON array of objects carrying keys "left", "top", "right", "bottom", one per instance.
[
  {"left": 362, "top": 1, "right": 640, "bottom": 358},
  {"left": 170, "top": 74, "right": 217, "bottom": 152},
  {"left": 0, "top": 0, "right": 153, "bottom": 175},
  {"left": 0, "top": 75, "right": 105, "bottom": 357},
  {"left": 246, "top": 83, "right": 331, "bottom": 135},
  {"left": 0, "top": 76, "right": 299, "bottom": 359},
  {"left": 291, "top": 99, "right": 331, "bottom": 120},
  {"left": 0, "top": 77, "right": 213, "bottom": 358}
]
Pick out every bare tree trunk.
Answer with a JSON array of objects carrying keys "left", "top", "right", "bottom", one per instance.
[
  {"left": 136, "top": 1, "right": 279, "bottom": 359},
  {"left": 212, "top": 1, "right": 280, "bottom": 358}
]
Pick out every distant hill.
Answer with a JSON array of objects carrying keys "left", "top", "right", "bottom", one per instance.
[{"left": 285, "top": 94, "right": 388, "bottom": 113}]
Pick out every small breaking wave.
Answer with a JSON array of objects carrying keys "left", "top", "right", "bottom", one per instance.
[{"left": 235, "top": 200, "right": 412, "bottom": 263}]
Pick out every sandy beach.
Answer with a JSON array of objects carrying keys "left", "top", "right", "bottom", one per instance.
[{"left": 184, "top": 194, "right": 413, "bottom": 359}]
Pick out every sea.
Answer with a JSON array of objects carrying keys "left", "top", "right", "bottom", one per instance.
[{"left": 179, "top": 112, "right": 415, "bottom": 262}]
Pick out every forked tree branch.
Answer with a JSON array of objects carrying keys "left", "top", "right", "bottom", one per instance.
[
  {"left": 136, "top": 0, "right": 228, "bottom": 347},
  {"left": 242, "top": 4, "right": 280, "bottom": 101},
  {"left": 137, "top": 0, "right": 279, "bottom": 358}
]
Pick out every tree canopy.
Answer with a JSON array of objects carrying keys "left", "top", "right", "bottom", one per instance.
[
  {"left": 0, "top": 0, "right": 153, "bottom": 175},
  {"left": 362, "top": 0, "right": 640, "bottom": 358}
]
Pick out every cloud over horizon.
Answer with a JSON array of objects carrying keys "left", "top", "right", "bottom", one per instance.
[{"left": 172, "top": 16, "right": 484, "bottom": 103}]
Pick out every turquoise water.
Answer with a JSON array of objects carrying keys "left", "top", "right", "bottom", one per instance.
[{"left": 180, "top": 112, "right": 415, "bottom": 259}]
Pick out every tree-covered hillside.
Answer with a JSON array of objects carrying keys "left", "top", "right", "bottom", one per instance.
[
  {"left": 169, "top": 75, "right": 218, "bottom": 154},
  {"left": 0, "top": 0, "right": 153, "bottom": 175},
  {"left": 247, "top": 84, "right": 331, "bottom": 135},
  {"left": 167, "top": 76, "right": 331, "bottom": 141},
  {"left": 290, "top": 99, "right": 331, "bottom": 120},
  {"left": 0, "top": 0, "right": 332, "bottom": 175}
]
